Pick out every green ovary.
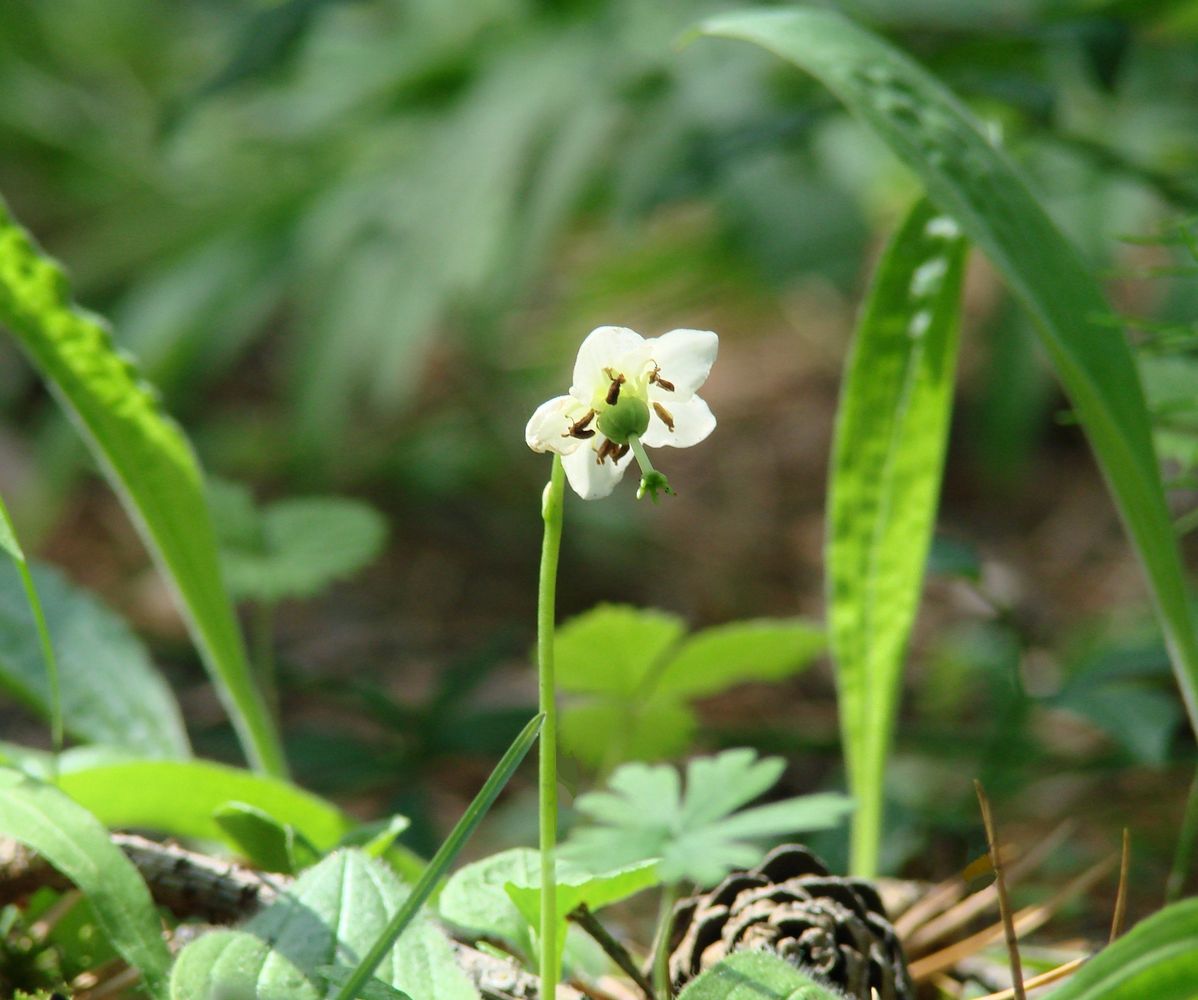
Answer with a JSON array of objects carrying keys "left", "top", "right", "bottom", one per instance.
[{"left": 596, "top": 392, "right": 650, "bottom": 444}]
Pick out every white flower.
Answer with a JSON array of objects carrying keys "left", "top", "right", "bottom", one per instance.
[{"left": 526, "top": 325, "right": 718, "bottom": 500}]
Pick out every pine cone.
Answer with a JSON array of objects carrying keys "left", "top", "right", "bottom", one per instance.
[{"left": 667, "top": 844, "right": 914, "bottom": 1000}]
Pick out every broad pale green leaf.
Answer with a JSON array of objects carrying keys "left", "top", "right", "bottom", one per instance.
[
  {"left": 0, "top": 768, "right": 170, "bottom": 999},
  {"left": 555, "top": 604, "right": 686, "bottom": 696},
  {"left": 504, "top": 858, "right": 660, "bottom": 929},
  {"left": 676, "top": 951, "right": 844, "bottom": 1000},
  {"left": 214, "top": 801, "right": 318, "bottom": 874},
  {"left": 823, "top": 196, "right": 966, "bottom": 876},
  {"left": 0, "top": 561, "right": 189, "bottom": 757},
  {"left": 170, "top": 851, "right": 477, "bottom": 1000},
  {"left": 440, "top": 848, "right": 539, "bottom": 954},
  {"left": 441, "top": 848, "right": 658, "bottom": 981},
  {"left": 563, "top": 749, "right": 852, "bottom": 886},
  {"left": 0, "top": 197, "right": 284, "bottom": 775},
  {"left": 656, "top": 619, "right": 825, "bottom": 698},
  {"left": 220, "top": 495, "right": 388, "bottom": 603},
  {"left": 56, "top": 759, "right": 351, "bottom": 849},
  {"left": 1048, "top": 900, "right": 1198, "bottom": 999},
  {"left": 700, "top": 10, "right": 1198, "bottom": 861},
  {"left": 560, "top": 694, "right": 696, "bottom": 770}
]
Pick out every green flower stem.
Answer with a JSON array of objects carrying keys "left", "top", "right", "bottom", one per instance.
[
  {"left": 538, "top": 454, "right": 566, "bottom": 997},
  {"left": 628, "top": 434, "right": 654, "bottom": 475},
  {"left": 652, "top": 883, "right": 680, "bottom": 999}
]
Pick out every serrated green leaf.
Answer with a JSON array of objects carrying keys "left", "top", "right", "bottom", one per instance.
[
  {"left": 699, "top": 9, "right": 1198, "bottom": 870},
  {"left": 555, "top": 604, "right": 686, "bottom": 697},
  {"left": 560, "top": 695, "right": 696, "bottom": 770},
  {"left": 1047, "top": 900, "right": 1198, "bottom": 999},
  {"left": 440, "top": 848, "right": 539, "bottom": 955},
  {"left": 56, "top": 759, "right": 351, "bottom": 849},
  {"left": 656, "top": 619, "right": 825, "bottom": 698},
  {"left": 0, "top": 561, "right": 189, "bottom": 757},
  {"left": 0, "top": 768, "right": 170, "bottom": 999},
  {"left": 221, "top": 496, "right": 388, "bottom": 603},
  {"left": 676, "top": 950, "right": 845, "bottom": 1000},
  {"left": 0, "top": 197, "right": 283, "bottom": 775},
  {"left": 563, "top": 749, "right": 852, "bottom": 886},
  {"left": 170, "top": 851, "right": 477, "bottom": 1000}
]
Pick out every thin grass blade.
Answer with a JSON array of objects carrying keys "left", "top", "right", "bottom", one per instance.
[{"left": 333, "top": 712, "right": 544, "bottom": 1000}]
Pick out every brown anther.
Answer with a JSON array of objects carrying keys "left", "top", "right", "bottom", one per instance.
[
  {"left": 563, "top": 408, "right": 597, "bottom": 439},
  {"left": 653, "top": 401, "right": 675, "bottom": 432},
  {"left": 615, "top": 443, "right": 630, "bottom": 460},
  {"left": 595, "top": 438, "right": 620, "bottom": 465},
  {"left": 649, "top": 363, "right": 675, "bottom": 392},
  {"left": 604, "top": 370, "right": 626, "bottom": 406}
]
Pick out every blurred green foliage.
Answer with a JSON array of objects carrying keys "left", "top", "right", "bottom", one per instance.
[{"left": 1, "top": 0, "right": 1196, "bottom": 496}]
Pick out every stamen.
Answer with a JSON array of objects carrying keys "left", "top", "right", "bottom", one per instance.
[
  {"left": 563, "top": 408, "right": 597, "bottom": 439},
  {"left": 648, "top": 362, "right": 675, "bottom": 392},
  {"left": 603, "top": 369, "right": 626, "bottom": 406},
  {"left": 595, "top": 438, "right": 620, "bottom": 465},
  {"left": 653, "top": 401, "right": 675, "bottom": 432},
  {"left": 614, "top": 443, "right": 630, "bottom": 460}
]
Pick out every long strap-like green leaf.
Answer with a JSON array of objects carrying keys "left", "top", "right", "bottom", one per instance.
[
  {"left": 0, "top": 198, "right": 285, "bottom": 776},
  {"left": 0, "top": 768, "right": 172, "bottom": 999},
  {"left": 826, "top": 198, "right": 966, "bottom": 876},
  {"left": 700, "top": 8, "right": 1198, "bottom": 855}
]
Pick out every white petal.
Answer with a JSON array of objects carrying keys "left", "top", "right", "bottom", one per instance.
[
  {"left": 571, "top": 326, "right": 645, "bottom": 398},
  {"left": 561, "top": 440, "right": 634, "bottom": 500},
  {"left": 526, "top": 395, "right": 590, "bottom": 454},
  {"left": 642, "top": 328, "right": 718, "bottom": 401},
  {"left": 641, "top": 394, "right": 716, "bottom": 448}
]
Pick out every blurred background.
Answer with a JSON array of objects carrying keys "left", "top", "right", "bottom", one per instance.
[{"left": 1, "top": 0, "right": 1197, "bottom": 933}]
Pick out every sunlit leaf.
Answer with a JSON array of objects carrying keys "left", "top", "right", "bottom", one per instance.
[
  {"left": 0, "top": 197, "right": 283, "bottom": 775},
  {"left": 676, "top": 950, "right": 844, "bottom": 1000},
  {"left": 699, "top": 13, "right": 1198, "bottom": 874},
  {"left": 1048, "top": 899, "right": 1198, "bottom": 999},
  {"left": 0, "top": 769, "right": 170, "bottom": 999},
  {"left": 555, "top": 604, "right": 686, "bottom": 697},
  {"left": 170, "top": 851, "right": 477, "bottom": 1000},
  {"left": 655, "top": 619, "right": 824, "bottom": 698},
  {"left": 56, "top": 759, "right": 351, "bottom": 849}
]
